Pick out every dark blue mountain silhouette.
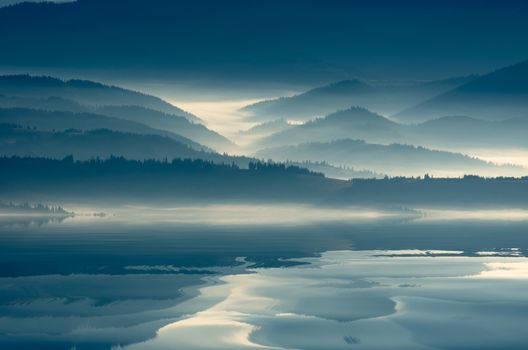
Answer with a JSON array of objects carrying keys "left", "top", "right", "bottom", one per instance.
[
  {"left": 396, "top": 60, "right": 528, "bottom": 121},
  {"left": 255, "top": 107, "right": 528, "bottom": 152},
  {"left": 93, "top": 105, "right": 233, "bottom": 151},
  {"left": 0, "top": 155, "right": 335, "bottom": 204},
  {"left": 255, "top": 138, "right": 521, "bottom": 177},
  {"left": 2, "top": 123, "right": 371, "bottom": 179},
  {"left": 2, "top": 155, "right": 528, "bottom": 206},
  {"left": 241, "top": 77, "right": 475, "bottom": 120},
  {"left": 412, "top": 116, "right": 528, "bottom": 148},
  {"left": 0, "top": 75, "right": 242, "bottom": 151},
  {"left": 0, "top": 94, "right": 86, "bottom": 112},
  {"left": 0, "top": 108, "right": 206, "bottom": 150},
  {"left": 238, "top": 118, "right": 291, "bottom": 137},
  {"left": 254, "top": 107, "right": 404, "bottom": 148},
  {"left": 0, "top": 75, "right": 201, "bottom": 122},
  {"left": 0, "top": 124, "right": 226, "bottom": 162}
]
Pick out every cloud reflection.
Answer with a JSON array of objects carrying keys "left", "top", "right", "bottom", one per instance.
[{"left": 125, "top": 251, "right": 528, "bottom": 350}]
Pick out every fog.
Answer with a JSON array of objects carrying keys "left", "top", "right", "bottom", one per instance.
[
  {"left": 3, "top": 204, "right": 528, "bottom": 349},
  {"left": 5, "top": 204, "right": 528, "bottom": 230},
  {"left": 123, "top": 251, "right": 528, "bottom": 350},
  {"left": 59, "top": 204, "right": 414, "bottom": 226},
  {"left": 1, "top": 2, "right": 528, "bottom": 349}
]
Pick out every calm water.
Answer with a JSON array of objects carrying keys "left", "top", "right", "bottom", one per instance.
[{"left": 1, "top": 207, "right": 528, "bottom": 350}]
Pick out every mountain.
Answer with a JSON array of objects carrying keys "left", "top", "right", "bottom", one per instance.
[
  {"left": 241, "top": 80, "right": 374, "bottom": 121},
  {"left": 238, "top": 118, "right": 291, "bottom": 137},
  {"left": 3, "top": 155, "right": 528, "bottom": 207},
  {"left": 236, "top": 118, "right": 293, "bottom": 149},
  {"left": 254, "top": 107, "right": 404, "bottom": 149},
  {"left": 0, "top": 95, "right": 233, "bottom": 152},
  {"left": 331, "top": 175, "right": 528, "bottom": 207},
  {"left": 0, "top": 123, "right": 379, "bottom": 180},
  {"left": 241, "top": 77, "right": 475, "bottom": 121},
  {"left": 0, "top": 75, "right": 202, "bottom": 123},
  {"left": 410, "top": 116, "right": 528, "bottom": 150},
  {"left": 0, "top": 94, "right": 86, "bottom": 113},
  {"left": 0, "top": 124, "right": 251, "bottom": 166},
  {"left": 255, "top": 139, "right": 522, "bottom": 177},
  {"left": 254, "top": 107, "right": 528, "bottom": 154},
  {"left": 284, "top": 161, "right": 383, "bottom": 180},
  {"left": 0, "top": 156, "right": 337, "bottom": 204},
  {"left": 0, "top": 108, "right": 206, "bottom": 150},
  {"left": 395, "top": 61, "right": 528, "bottom": 122},
  {"left": 93, "top": 105, "right": 234, "bottom": 151},
  {"left": 0, "top": 76, "right": 238, "bottom": 151},
  {"left": 0, "top": 124, "right": 203, "bottom": 161}
]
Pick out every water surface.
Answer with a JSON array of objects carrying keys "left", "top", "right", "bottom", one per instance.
[{"left": 1, "top": 206, "right": 527, "bottom": 349}]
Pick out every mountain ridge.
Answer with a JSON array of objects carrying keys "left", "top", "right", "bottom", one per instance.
[
  {"left": 395, "top": 60, "right": 528, "bottom": 122},
  {"left": 241, "top": 76, "right": 476, "bottom": 120},
  {"left": 255, "top": 138, "right": 522, "bottom": 177},
  {"left": 0, "top": 74, "right": 202, "bottom": 123}
]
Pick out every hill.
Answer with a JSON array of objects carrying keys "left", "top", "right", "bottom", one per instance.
[
  {"left": 0, "top": 93, "right": 232, "bottom": 151},
  {"left": 238, "top": 119, "right": 291, "bottom": 137},
  {"left": 395, "top": 61, "right": 528, "bottom": 122},
  {"left": 94, "top": 105, "right": 233, "bottom": 151},
  {"left": 2, "top": 156, "right": 528, "bottom": 207},
  {"left": 0, "top": 75, "right": 241, "bottom": 151},
  {"left": 284, "top": 161, "right": 383, "bottom": 180},
  {"left": 410, "top": 116, "right": 528, "bottom": 150},
  {"left": 0, "top": 124, "right": 251, "bottom": 166},
  {"left": 0, "top": 108, "right": 206, "bottom": 150},
  {"left": 0, "top": 75, "right": 202, "bottom": 122},
  {"left": 255, "top": 107, "right": 404, "bottom": 149},
  {"left": 0, "top": 94, "right": 86, "bottom": 113},
  {"left": 241, "top": 77, "right": 475, "bottom": 121},
  {"left": 255, "top": 108, "right": 528, "bottom": 154},
  {"left": 0, "top": 156, "right": 336, "bottom": 204},
  {"left": 255, "top": 139, "right": 522, "bottom": 177}
]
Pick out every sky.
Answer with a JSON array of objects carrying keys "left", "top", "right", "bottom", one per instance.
[
  {"left": 1, "top": 0, "right": 527, "bottom": 85},
  {"left": 1, "top": 0, "right": 527, "bottom": 136},
  {"left": 0, "top": 0, "right": 73, "bottom": 8}
]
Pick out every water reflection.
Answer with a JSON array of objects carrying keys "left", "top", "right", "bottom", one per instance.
[
  {"left": 124, "top": 250, "right": 528, "bottom": 350},
  {"left": 5, "top": 205, "right": 528, "bottom": 231},
  {"left": 0, "top": 215, "right": 69, "bottom": 229},
  {"left": 1, "top": 211, "right": 528, "bottom": 349}
]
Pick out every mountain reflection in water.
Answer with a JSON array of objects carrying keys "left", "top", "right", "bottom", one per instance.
[{"left": 1, "top": 207, "right": 528, "bottom": 350}]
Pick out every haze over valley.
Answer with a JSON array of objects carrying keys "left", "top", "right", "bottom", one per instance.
[
  {"left": 2, "top": 63, "right": 528, "bottom": 180},
  {"left": 1, "top": 1, "right": 528, "bottom": 350}
]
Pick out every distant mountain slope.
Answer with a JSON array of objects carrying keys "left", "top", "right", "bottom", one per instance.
[
  {"left": 0, "top": 123, "right": 378, "bottom": 180},
  {"left": 284, "top": 161, "right": 383, "bottom": 180},
  {"left": 0, "top": 108, "right": 205, "bottom": 150},
  {"left": 0, "top": 124, "right": 202, "bottom": 160},
  {"left": 0, "top": 75, "right": 202, "bottom": 123},
  {"left": 255, "top": 107, "right": 404, "bottom": 149},
  {"left": 255, "top": 107, "right": 528, "bottom": 152},
  {"left": 255, "top": 139, "right": 522, "bottom": 177},
  {"left": 238, "top": 119, "right": 291, "bottom": 137},
  {"left": 241, "top": 80, "right": 374, "bottom": 121},
  {"left": 0, "top": 92, "right": 233, "bottom": 151},
  {"left": 3, "top": 155, "right": 528, "bottom": 206},
  {"left": 395, "top": 61, "right": 528, "bottom": 122},
  {"left": 94, "top": 105, "right": 234, "bottom": 151},
  {"left": 410, "top": 116, "right": 528, "bottom": 149},
  {"left": 241, "top": 76, "right": 475, "bottom": 121},
  {"left": 0, "top": 155, "right": 337, "bottom": 204},
  {"left": 0, "top": 94, "right": 86, "bottom": 113},
  {"left": 0, "top": 124, "right": 249, "bottom": 166}
]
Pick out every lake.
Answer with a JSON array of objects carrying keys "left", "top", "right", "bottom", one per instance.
[{"left": 1, "top": 205, "right": 527, "bottom": 350}]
